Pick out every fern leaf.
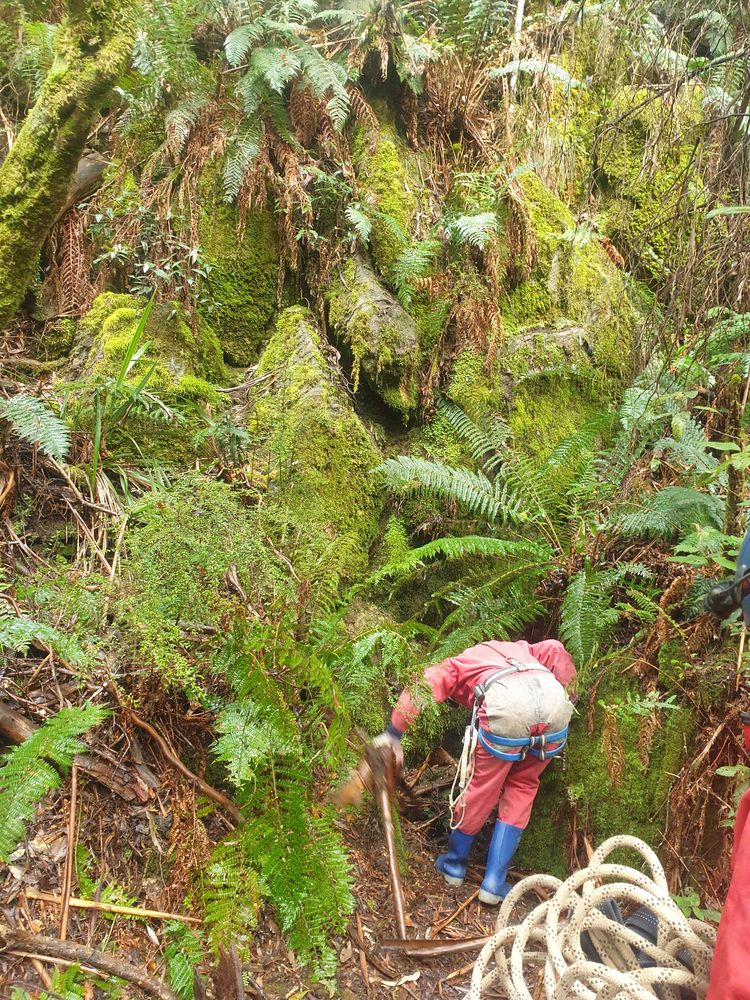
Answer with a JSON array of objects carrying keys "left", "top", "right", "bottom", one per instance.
[
  {"left": 391, "top": 239, "right": 442, "bottom": 306},
  {"left": 0, "top": 705, "right": 107, "bottom": 860},
  {"left": 491, "top": 59, "right": 583, "bottom": 89},
  {"left": 436, "top": 400, "right": 509, "bottom": 472},
  {"left": 0, "top": 613, "right": 87, "bottom": 666},
  {"left": 612, "top": 486, "right": 724, "bottom": 540},
  {"left": 376, "top": 455, "right": 506, "bottom": 522},
  {"left": 0, "top": 394, "right": 70, "bottom": 461},
  {"left": 371, "top": 534, "right": 551, "bottom": 583},
  {"left": 446, "top": 212, "right": 499, "bottom": 249},
  {"left": 344, "top": 205, "right": 372, "bottom": 242},
  {"left": 222, "top": 119, "right": 264, "bottom": 201},
  {"left": 560, "top": 568, "right": 620, "bottom": 666},
  {"left": 224, "top": 22, "right": 264, "bottom": 68},
  {"left": 249, "top": 45, "right": 302, "bottom": 94}
]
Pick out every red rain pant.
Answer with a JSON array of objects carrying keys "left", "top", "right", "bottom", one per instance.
[
  {"left": 452, "top": 741, "right": 552, "bottom": 835},
  {"left": 706, "top": 787, "right": 750, "bottom": 999}
]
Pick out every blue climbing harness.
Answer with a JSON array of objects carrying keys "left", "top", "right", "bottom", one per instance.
[{"left": 477, "top": 725, "right": 569, "bottom": 761}]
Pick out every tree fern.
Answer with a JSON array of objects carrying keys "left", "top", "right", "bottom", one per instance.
[
  {"left": 0, "top": 705, "right": 107, "bottom": 860},
  {"left": 0, "top": 394, "right": 70, "bottom": 461}
]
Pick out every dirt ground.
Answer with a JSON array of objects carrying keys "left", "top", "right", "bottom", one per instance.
[{"left": 0, "top": 728, "right": 518, "bottom": 999}]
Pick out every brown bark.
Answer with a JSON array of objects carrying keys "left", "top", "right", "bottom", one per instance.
[{"left": 0, "top": 923, "right": 179, "bottom": 1000}]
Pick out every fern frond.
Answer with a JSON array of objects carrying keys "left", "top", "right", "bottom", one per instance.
[
  {"left": 446, "top": 211, "right": 499, "bottom": 249},
  {"left": 222, "top": 119, "right": 264, "bottom": 201},
  {"left": 165, "top": 922, "right": 205, "bottom": 1000},
  {"left": 612, "top": 487, "right": 724, "bottom": 540},
  {"left": 299, "top": 47, "right": 350, "bottom": 131},
  {"left": 371, "top": 534, "right": 551, "bottom": 583},
  {"left": 560, "top": 568, "right": 621, "bottom": 666},
  {"left": 0, "top": 705, "right": 107, "bottom": 860},
  {"left": 391, "top": 239, "right": 442, "bottom": 306},
  {"left": 375, "top": 455, "right": 505, "bottom": 522},
  {"left": 491, "top": 59, "right": 583, "bottom": 89},
  {"left": 344, "top": 204, "right": 372, "bottom": 242},
  {"left": 0, "top": 394, "right": 70, "bottom": 461},
  {"left": 0, "top": 612, "right": 87, "bottom": 666},
  {"left": 224, "top": 22, "right": 265, "bottom": 68},
  {"left": 436, "top": 400, "right": 509, "bottom": 473},
  {"left": 249, "top": 45, "right": 302, "bottom": 94}
]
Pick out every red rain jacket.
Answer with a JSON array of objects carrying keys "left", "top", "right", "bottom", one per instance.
[
  {"left": 390, "top": 638, "right": 577, "bottom": 734},
  {"left": 706, "top": 786, "right": 750, "bottom": 997}
]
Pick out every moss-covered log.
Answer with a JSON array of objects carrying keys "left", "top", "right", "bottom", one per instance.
[{"left": 0, "top": 2, "right": 135, "bottom": 329}]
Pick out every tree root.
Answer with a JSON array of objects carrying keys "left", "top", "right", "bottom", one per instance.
[{"left": 0, "top": 924, "right": 180, "bottom": 1000}]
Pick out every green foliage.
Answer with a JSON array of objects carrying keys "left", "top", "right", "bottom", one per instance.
[
  {"left": 0, "top": 393, "right": 70, "bottom": 461},
  {"left": 612, "top": 486, "right": 724, "bottom": 540},
  {"left": 560, "top": 563, "right": 651, "bottom": 665},
  {"left": 491, "top": 59, "right": 582, "bottom": 89},
  {"left": 0, "top": 705, "right": 107, "bottom": 860},
  {"left": 0, "top": 609, "right": 88, "bottom": 667},
  {"left": 165, "top": 922, "right": 205, "bottom": 1000},
  {"left": 117, "top": 474, "right": 285, "bottom": 698}
]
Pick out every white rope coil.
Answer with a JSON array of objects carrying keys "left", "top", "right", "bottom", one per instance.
[{"left": 469, "top": 836, "right": 717, "bottom": 1000}]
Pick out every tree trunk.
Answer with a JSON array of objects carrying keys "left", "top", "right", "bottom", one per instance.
[{"left": 0, "top": 3, "right": 134, "bottom": 329}]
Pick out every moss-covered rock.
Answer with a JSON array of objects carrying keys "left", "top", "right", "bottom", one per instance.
[
  {"left": 327, "top": 257, "right": 420, "bottom": 417},
  {"left": 76, "top": 292, "right": 226, "bottom": 391},
  {"left": 353, "top": 111, "right": 418, "bottom": 280},
  {"left": 497, "top": 173, "right": 639, "bottom": 456},
  {"left": 198, "top": 185, "right": 279, "bottom": 366},
  {"left": 252, "top": 306, "right": 382, "bottom": 592},
  {"left": 595, "top": 86, "right": 706, "bottom": 279}
]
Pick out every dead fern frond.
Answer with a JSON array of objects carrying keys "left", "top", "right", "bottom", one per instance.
[{"left": 601, "top": 705, "right": 624, "bottom": 788}]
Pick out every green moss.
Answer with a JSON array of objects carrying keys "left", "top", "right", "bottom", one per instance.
[
  {"left": 327, "top": 258, "right": 419, "bottom": 418},
  {"left": 509, "top": 376, "right": 603, "bottom": 461},
  {"left": 79, "top": 292, "right": 226, "bottom": 390},
  {"left": 253, "top": 306, "right": 382, "bottom": 591},
  {"left": 40, "top": 318, "right": 76, "bottom": 361},
  {"left": 172, "top": 374, "right": 222, "bottom": 407},
  {"left": 198, "top": 189, "right": 279, "bottom": 366},
  {"left": 353, "top": 117, "right": 417, "bottom": 279},
  {"left": 0, "top": 7, "right": 134, "bottom": 327},
  {"left": 597, "top": 86, "right": 706, "bottom": 279}
]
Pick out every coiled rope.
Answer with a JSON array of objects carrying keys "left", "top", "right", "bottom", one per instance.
[{"left": 469, "top": 835, "right": 717, "bottom": 1000}]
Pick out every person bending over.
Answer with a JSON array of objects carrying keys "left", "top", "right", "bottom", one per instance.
[{"left": 373, "top": 638, "right": 577, "bottom": 904}]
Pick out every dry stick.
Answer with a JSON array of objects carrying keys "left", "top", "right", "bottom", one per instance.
[
  {"left": 429, "top": 890, "right": 480, "bottom": 938},
  {"left": 59, "top": 764, "right": 78, "bottom": 941},
  {"left": 24, "top": 888, "right": 201, "bottom": 925},
  {"left": 355, "top": 912, "right": 371, "bottom": 998},
  {"left": 118, "top": 698, "right": 243, "bottom": 826},
  {"left": 439, "top": 959, "right": 476, "bottom": 986},
  {"left": 0, "top": 925, "right": 179, "bottom": 1000},
  {"left": 736, "top": 626, "right": 747, "bottom": 693},
  {"left": 65, "top": 502, "right": 113, "bottom": 575}
]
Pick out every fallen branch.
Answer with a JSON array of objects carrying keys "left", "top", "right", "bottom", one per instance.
[
  {"left": 116, "top": 695, "right": 243, "bottom": 825},
  {"left": 0, "top": 924, "right": 180, "bottom": 1000},
  {"left": 23, "top": 888, "right": 202, "bottom": 925},
  {"left": 59, "top": 763, "right": 77, "bottom": 941},
  {"left": 429, "top": 889, "right": 479, "bottom": 938}
]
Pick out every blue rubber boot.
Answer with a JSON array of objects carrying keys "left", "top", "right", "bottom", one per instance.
[
  {"left": 435, "top": 829, "right": 475, "bottom": 887},
  {"left": 478, "top": 820, "right": 523, "bottom": 904}
]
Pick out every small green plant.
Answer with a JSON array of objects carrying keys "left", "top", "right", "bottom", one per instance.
[
  {"left": 716, "top": 763, "right": 750, "bottom": 825},
  {"left": 0, "top": 705, "right": 107, "bottom": 860},
  {"left": 0, "top": 393, "right": 70, "bottom": 461},
  {"left": 672, "top": 885, "right": 721, "bottom": 922}
]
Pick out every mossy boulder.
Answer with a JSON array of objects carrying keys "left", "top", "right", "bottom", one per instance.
[
  {"left": 327, "top": 257, "right": 420, "bottom": 418},
  {"left": 252, "top": 306, "right": 382, "bottom": 591},
  {"left": 353, "top": 111, "right": 418, "bottom": 280},
  {"left": 75, "top": 292, "right": 225, "bottom": 401},
  {"left": 595, "top": 86, "right": 706, "bottom": 278},
  {"left": 498, "top": 173, "right": 640, "bottom": 456},
  {"left": 198, "top": 183, "right": 279, "bottom": 366}
]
